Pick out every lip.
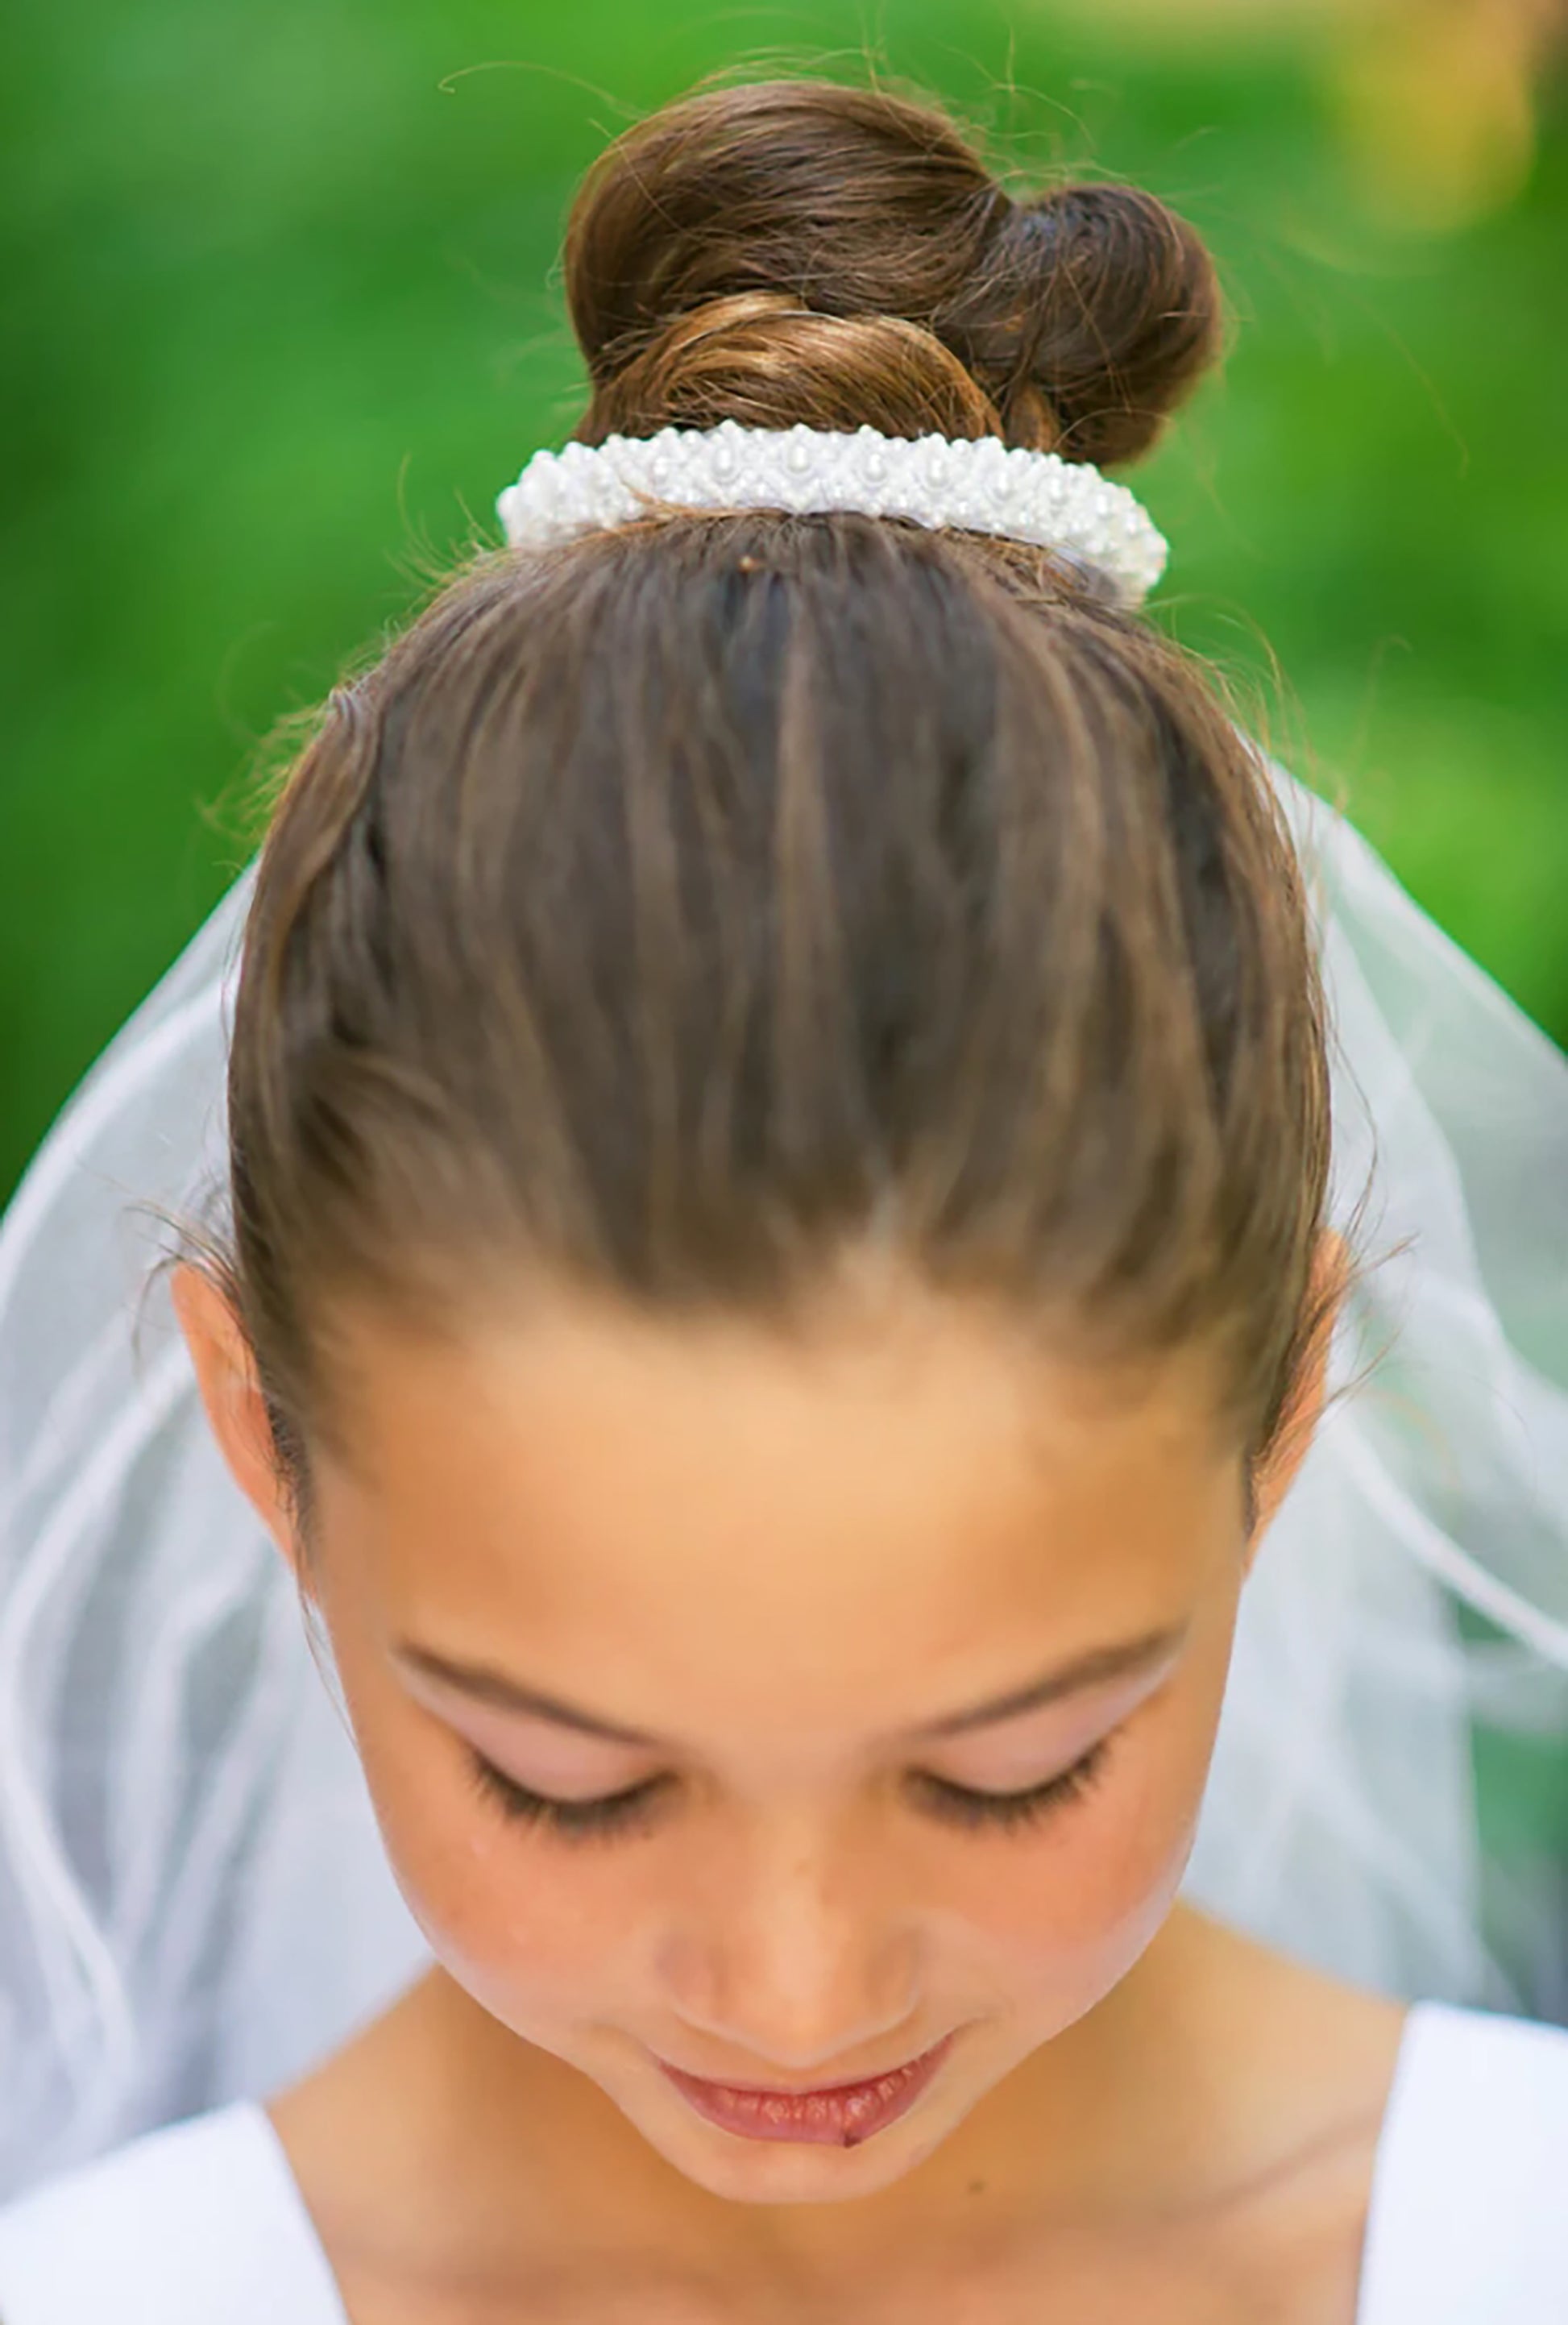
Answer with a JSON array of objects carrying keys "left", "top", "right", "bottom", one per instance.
[{"left": 655, "top": 2032, "right": 955, "bottom": 2149}]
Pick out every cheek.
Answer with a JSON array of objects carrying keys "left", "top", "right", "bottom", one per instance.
[
  {"left": 329, "top": 1642, "right": 633, "bottom": 2026},
  {"left": 945, "top": 1679, "right": 1224, "bottom": 2016}
]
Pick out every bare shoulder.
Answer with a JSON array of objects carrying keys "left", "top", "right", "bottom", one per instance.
[
  {"left": 1138, "top": 1911, "right": 1410, "bottom": 2323},
  {"left": 266, "top": 1973, "right": 450, "bottom": 2281},
  {"left": 266, "top": 1970, "right": 576, "bottom": 2310},
  {"left": 1168, "top": 1906, "right": 1410, "bottom": 2111}
]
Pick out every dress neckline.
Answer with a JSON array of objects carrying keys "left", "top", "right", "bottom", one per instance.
[
  {"left": 1351, "top": 1999, "right": 1568, "bottom": 2322},
  {"left": 252, "top": 2003, "right": 1445, "bottom": 2325}
]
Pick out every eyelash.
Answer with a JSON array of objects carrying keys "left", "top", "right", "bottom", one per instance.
[
  {"left": 465, "top": 1751, "right": 670, "bottom": 1842},
  {"left": 464, "top": 1737, "right": 1115, "bottom": 1844},
  {"left": 906, "top": 1737, "right": 1114, "bottom": 1831}
]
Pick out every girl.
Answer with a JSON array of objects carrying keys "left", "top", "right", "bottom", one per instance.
[{"left": 2, "top": 77, "right": 1566, "bottom": 2323}]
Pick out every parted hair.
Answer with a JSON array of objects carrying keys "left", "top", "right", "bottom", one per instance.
[{"left": 219, "top": 78, "right": 1331, "bottom": 1497}]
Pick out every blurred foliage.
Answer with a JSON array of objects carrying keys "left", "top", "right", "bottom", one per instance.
[
  {"left": 1056, "top": 0, "right": 1565, "bottom": 231},
  {"left": 2, "top": 0, "right": 1565, "bottom": 1202}
]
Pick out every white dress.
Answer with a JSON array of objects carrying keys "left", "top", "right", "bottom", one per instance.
[{"left": 0, "top": 2003, "right": 1565, "bottom": 2321}]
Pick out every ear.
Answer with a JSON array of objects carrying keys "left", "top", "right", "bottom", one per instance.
[
  {"left": 1244, "top": 1231, "right": 1348, "bottom": 1567},
  {"left": 171, "top": 1263, "right": 304, "bottom": 1580}
]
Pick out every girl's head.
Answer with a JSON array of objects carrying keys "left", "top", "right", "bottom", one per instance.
[{"left": 177, "top": 80, "right": 1334, "bottom": 2203}]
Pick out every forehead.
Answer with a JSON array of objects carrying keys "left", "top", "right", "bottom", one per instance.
[{"left": 313, "top": 1272, "right": 1242, "bottom": 1739}]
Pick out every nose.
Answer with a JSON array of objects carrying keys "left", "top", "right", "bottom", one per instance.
[{"left": 656, "top": 1809, "right": 923, "bottom": 2076}]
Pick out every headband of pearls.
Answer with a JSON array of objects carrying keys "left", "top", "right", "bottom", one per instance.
[{"left": 496, "top": 420, "right": 1168, "bottom": 607}]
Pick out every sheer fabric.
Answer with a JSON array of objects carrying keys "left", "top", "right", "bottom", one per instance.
[{"left": 0, "top": 771, "right": 1564, "bottom": 2199}]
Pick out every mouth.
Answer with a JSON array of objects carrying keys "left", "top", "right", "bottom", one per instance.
[{"left": 654, "top": 2032, "right": 956, "bottom": 2149}]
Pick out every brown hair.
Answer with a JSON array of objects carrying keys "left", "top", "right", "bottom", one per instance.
[
  {"left": 566, "top": 81, "right": 1220, "bottom": 459},
  {"left": 219, "top": 79, "right": 1329, "bottom": 1505}
]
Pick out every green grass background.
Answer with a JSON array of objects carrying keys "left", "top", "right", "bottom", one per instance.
[{"left": 2, "top": 0, "right": 1565, "bottom": 1205}]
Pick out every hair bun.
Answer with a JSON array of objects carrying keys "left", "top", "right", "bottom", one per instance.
[
  {"left": 573, "top": 290, "right": 1006, "bottom": 445},
  {"left": 948, "top": 185, "right": 1223, "bottom": 466},
  {"left": 564, "top": 80, "right": 1222, "bottom": 465}
]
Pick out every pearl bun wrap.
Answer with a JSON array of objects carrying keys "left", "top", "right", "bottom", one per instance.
[{"left": 496, "top": 420, "right": 1168, "bottom": 606}]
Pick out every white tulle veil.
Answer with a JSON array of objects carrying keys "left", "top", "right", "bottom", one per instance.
[{"left": 0, "top": 581, "right": 1565, "bottom": 2200}]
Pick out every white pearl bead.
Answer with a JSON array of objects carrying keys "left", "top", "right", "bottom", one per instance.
[{"left": 494, "top": 422, "right": 1166, "bottom": 604}]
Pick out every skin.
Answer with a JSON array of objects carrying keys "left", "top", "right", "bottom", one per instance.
[{"left": 173, "top": 1239, "right": 1406, "bottom": 2324}]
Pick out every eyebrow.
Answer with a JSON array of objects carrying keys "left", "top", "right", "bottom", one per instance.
[
  {"left": 916, "top": 1625, "right": 1186, "bottom": 1736},
  {"left": 393, "top": 1624, "right": 1187, "bottom": 1750},
  {"left": 396, "top": 1645, "right": 659, "bottom": 1744}
]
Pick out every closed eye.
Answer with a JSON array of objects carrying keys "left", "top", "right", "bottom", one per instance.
[
  {"left": 906, "top": 1736, "right": 1114, "bottom": 1832},
  {"left": 466, "top": 1748, "right": 672, "bottom": 1841},
  {"left": 465, "top": 1734, "right": 1117, "bottom": 1845}
]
